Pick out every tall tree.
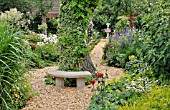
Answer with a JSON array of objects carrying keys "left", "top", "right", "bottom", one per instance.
[
  {"left": 58, "top": 0, "right": 101, "bottom": 72},
  {"left": 37, "top": 0, "right": 53, "bottom": 34},
  {"left": 0, "top": 0, "right": 34, "bottom": 12}
]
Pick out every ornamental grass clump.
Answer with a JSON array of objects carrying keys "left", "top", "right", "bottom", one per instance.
[{"left": 0, "top": 21, "right": 32, "bottom": 109}]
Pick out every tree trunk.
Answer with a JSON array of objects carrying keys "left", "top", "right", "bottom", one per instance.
[
  {"left": 80, "top": 54, "right": 96, "bottom": 73},
  {"left": 41, "top": 14, "right": 47, "bottom": 35}
]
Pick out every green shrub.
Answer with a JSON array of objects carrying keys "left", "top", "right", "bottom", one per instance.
[
  {"left": 27, "top": 33, "right": 59, "bottom": 68},
  {"left": 0, "top": 21, "right": 32, "bottom": 109},
  {"left": 125, "top": 55, "right": 154, "bottom": 79},
  {"left": 0, "top": 0, "right": 34, "bottom": 12},
  {"left": 103, "top": 27, "right": 140, "bottom": 68},
  {"left": 119, "top": 86, "right": 170, "bottom": 110},
  {"left": 88, "top": 72, "right": 157, "bottom": 110},
  {"left": 93, "top": 0, "right": 136, "bottom": 36},
  {"left": 28, "top": 13, "right": 58, "bottom": 34},
  {"left": 35, "top": 44, "right": 59, "bottom": 62},
  {"left": 137, "top": 0, "right": 170, "bottom": 79}
]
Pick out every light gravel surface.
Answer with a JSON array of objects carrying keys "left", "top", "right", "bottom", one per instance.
[
  {"left": 22, "top": 39, "right": 124, "bottom": 110},
  {"left": 90, "top": 39, "right": 124, "bottom": 79}
]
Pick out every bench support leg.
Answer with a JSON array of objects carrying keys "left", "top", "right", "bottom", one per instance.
[
  {"left": 76, "top": 78, "right": 85, "bottom": 89},
  {"left": 55, "top": 77, "right": 64, "bottom": 88}
]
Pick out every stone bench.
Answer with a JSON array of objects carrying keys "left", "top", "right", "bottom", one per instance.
[{"left": 47, "top": 71, "right": 92, "bottom": 89}]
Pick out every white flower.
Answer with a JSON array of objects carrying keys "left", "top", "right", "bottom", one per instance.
[
  {"left": 27, "top": 20, "right": 30, "bottom": 24},
  {"left": 53, "top": 34, "right": 57, "bottom": 38},
  {"left": 44, "top": 37, "right": 49, "bottom": 42},
  {"left": 49, "top": 38, "right": 54, "bottom": 43},
  {"left": 131, "top": 80, "right": 136, "bottom": 86},
  {"left": 126, "top": 86, "right": 131, "bottom": 90},
  {"left": 37, "top": 42, "right": 44, "bottom": 46},
  {"left": 25, "top": 40, "right": 29, "bottom": 44}
]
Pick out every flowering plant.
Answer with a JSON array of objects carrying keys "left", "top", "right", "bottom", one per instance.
[
  {"left": 125, "top": 77, "right": 153, "bottom": 94},
  {"left": 97, "top": 73, "right": 104, "bottom": 78},
  {"left": 90, "top": 80, "right": 95, "bottom": 85},
  {"left": 0, "top": 8, "right": 23, "bottom": 22},
  {"left": 26, "top": 33, "right": 42, "bottom": 42},
  {"left": 89, "top": 71, "right": 108, "bottom": 107}
]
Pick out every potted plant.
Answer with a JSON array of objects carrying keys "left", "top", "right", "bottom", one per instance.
[{"left": 26, "top": 33, "right": 42, "bottom": 49}]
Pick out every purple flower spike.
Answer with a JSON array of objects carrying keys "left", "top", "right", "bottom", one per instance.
[
  {"left": 111, "top": 32, "right": 119, "bottom": 40},
  {"left": 90, "top": 19, "right": 94, "bottom": 27},
  {"left": 116, "top": 32, "right": 119, "bottom": 36},
  {"left": 124, "top": 28, "right": 128, "bottom": 35}
]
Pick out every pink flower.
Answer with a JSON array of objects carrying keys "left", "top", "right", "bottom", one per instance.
[
  {"left": 129, "top": 22, "right": 133, "bottom": 27},
  {"left": 90, "top": 19, "right": 94, "bottom": 27}
]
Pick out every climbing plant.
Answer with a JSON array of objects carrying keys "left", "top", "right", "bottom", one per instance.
[{"left": 58, "top": 0, "right": 101, "bottom": 72}]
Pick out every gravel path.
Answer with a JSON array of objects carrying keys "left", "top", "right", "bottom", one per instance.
[
  {"left": 22, "top": 39, "right": 124, "bottom": 110},
  {"left": 90, "top": 39, "right": 124, "bottom": 79}
]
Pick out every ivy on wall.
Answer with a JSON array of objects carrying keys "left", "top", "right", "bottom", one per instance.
[{"left": 58, "top": 0, "right": 101, "bottom": 71}]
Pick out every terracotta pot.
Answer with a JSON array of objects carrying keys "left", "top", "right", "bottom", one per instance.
[{"left": 28, "top": 40, "right": 37, "bottom": 50}]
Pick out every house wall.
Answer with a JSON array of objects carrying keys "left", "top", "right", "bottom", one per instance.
[{"left": 47, "top": 0, "right": 60, "bottom": 18}]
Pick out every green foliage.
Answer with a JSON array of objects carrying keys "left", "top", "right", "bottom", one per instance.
[
  {"left": 26, "top": 34, "right": 42, "bottom": 42},
  {"left": 114, "top": 16, "right": 130, "bottom": 32},
  {"left": 92, "top": 0, "right": 136, "bottom": 36},
  {"left": 28, "top": 13, "right": 58, "bottom": 34},
  {"left": 125, "top": 55, "right": 154, "bottom": 79},
  {"left": 103, "top": 28, "right": 139, "bottom": 68},
  {"left": 30, "top": 44, "right": 59, "bottom": 68},
  {"left": 88, "top": 72, "right": 110, "bottom": 110},
  {"left": 88, "top": 75, "right": 129, "bottom": 109},
  {"left": 0, "top": 0, "right": 34, "bottom": 12},
  {"left": 138, "top": 0, "right": 170, "bottom": 79},
  {"left": 28, "top": 13, "right": 42, "bottom": 33},
  {"left": 44, "top": 75, "right": 55, "bottom": 85},
  {"left": 58, "top": 0, "right": 101, "bottom": 71},
  {"left": 36, "top": 0, "right": 53, "bottom": 15},
  {"left": 102, "top": 0, "right": 170, "bottom": 81},
  {"left": 47, "top": 18, "right": 58, "bottom": 34},
  {"left": 0, "top": 21, "right": 32, "bottom": 109},
  {"left": 118, "top": 86, "right": 170, "bottom": 110},
  {"left": 85, "top": 77, "right": 91, "bottom": 85},
  {"left": 88, "top": 71, "right": 157, "bottom": 110},
  {"left": 0, "top": 8, "right": 23, "bottom": 23}
]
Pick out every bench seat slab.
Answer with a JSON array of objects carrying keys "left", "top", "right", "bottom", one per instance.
[{"left": 48, "top": 71, "right": 92, "bottom": 89}]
